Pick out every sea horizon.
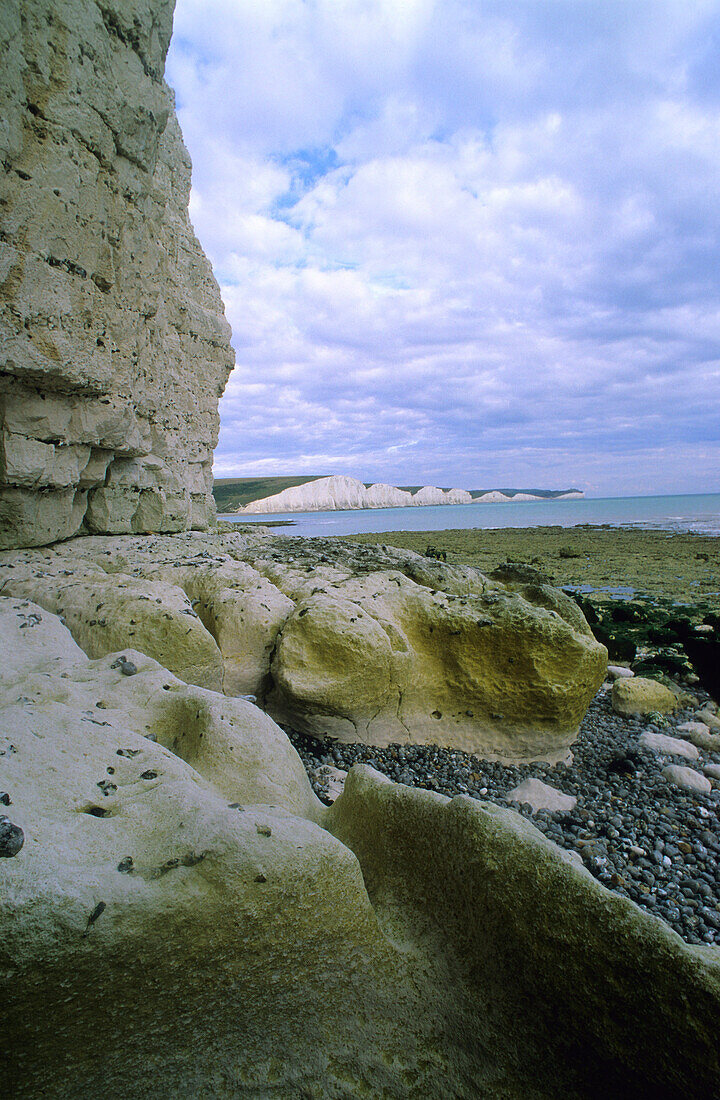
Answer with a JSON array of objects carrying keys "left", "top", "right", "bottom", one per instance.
[{"left": 221, "top": 489, "right": 720, "bottom": 539}]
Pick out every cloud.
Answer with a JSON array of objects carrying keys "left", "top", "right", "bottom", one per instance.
[{"left": 167, "top": 0, "right": 720, "bottom": 495}]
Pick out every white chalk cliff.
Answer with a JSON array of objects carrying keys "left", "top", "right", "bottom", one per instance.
[
  {"left": 238, "top": 475, "right": 581, "bottom": 514},
  {"left": 240, "top": 475, "right": 415, "bottom": 513},
  {"left": 0, "top": 0, "right": 235, "bottom": 549}
]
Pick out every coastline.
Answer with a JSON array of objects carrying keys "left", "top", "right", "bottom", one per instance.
[{"left": 341, "top": 525, "right": 720, "bottom": 605}]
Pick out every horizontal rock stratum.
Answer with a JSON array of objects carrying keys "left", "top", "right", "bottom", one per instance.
[
  {"left": 237, "top": 474, "right": 584, "bottom": 514},
  {"left": 0, "top": 0, "right": 235, "bottom": 549},
  {"left": 2, "top": 590, "right": 719, "bottom": 1099},
  {"left": 0, "top": 529, "right": 607, "bottom": 762}
]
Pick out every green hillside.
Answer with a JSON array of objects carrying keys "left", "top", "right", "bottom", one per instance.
[{"left": 213, "top": 476, "right": 323, "bottom": 513}]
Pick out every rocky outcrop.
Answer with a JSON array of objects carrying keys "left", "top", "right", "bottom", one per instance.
[
  {"left": 263, "top": 545, "right": 606, "bottom": 760},
  {"left": 0, "top": 530, "right": 608, "bottom": 761},
  {"left": 0, "top": 0, "right": 235, "bottom": 550},
  {"left": 2, "top": 597, "right": 719, "bottom": 1098}
]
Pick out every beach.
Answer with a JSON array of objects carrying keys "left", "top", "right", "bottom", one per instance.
[
  {"left": 342, "top": 525, "right": 720, "bottom": 606},
  {"left": 280, "top": 521, "right": 720, "bottom": 947}
]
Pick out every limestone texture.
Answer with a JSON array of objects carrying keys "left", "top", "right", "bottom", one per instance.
[
  {"left": 0, "top": 530, "right": 607, "bottom": 762},
  {"left": 2, "top": 595, "right": 720, "bottom": 1100},
  {"left": 612, "top": 676, "right": 679, "bottom": 717},
  {"left": 0, "top": 0, "right": 234, "bottom": 549}
]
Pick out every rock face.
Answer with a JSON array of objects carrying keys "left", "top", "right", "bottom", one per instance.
[
  {"left": 3, "top": 594, "right": 720, "bottom": 1099},
  {"left": 240, "top": 474, "right": 414, "bottom": 513},
  {"left": 241, "top": 474, "right": 495, "bottom": 513},
  {"left": 0, "top": 0, "right": 235, "bottom": 550},
  {"left": 0, "top": 530, "right": 608, "bottom": 761},
  {"left": 239, "top": 477, "right": 585, "bottom": 513}
]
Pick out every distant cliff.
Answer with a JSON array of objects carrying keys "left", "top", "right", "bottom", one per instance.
[{"left": 237, "top": 475, "right": 583, "bottom": 514}]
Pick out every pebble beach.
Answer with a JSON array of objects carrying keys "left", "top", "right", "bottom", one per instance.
[{"left": 288, "top": 524, "right": 720, "bottom": 946}]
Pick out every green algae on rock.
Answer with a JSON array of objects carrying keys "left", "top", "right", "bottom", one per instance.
[{"left": 0, "top": 530, "right": 607, "bottom": 763}]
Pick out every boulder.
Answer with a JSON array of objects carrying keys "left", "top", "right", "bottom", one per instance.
[
  {"left": 0, "top": 532, "right": 608, "bottom": 762},
  {"left": 611, "top": 676, "right": 678, "bottom": 717},
  {"left": 327, "top": 766, "right": 720, "bottom": 1100},
  {"left": 0, "top": 552, "right": 225, "bottom": 691},
  {"left": 3, "top": 597, "right": 720, "bottom": 1100},
  {"left": 267, "top": 549, "right": 607, "bottom": 761}
]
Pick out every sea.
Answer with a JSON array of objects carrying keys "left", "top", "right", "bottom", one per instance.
[{"left": 222, "top": 491, "right": 720, "bottom": 539}]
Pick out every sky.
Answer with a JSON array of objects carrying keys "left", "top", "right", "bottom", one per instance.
[{"left": 166, "top": 0, "right": 720, "bottom": 496}]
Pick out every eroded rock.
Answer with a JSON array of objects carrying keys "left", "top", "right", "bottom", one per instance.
[
  {"left": 264, "top": 541, "right": 607, "bottom": 761},
  {"left": 0, "top": 532, "right": 608, "bottom": 762},
  {"left": 3, "top": 596, "right": 719, "bottom": 1099},
  {"left": 0, "top": 0, "right": 234, "bottom": 549}
]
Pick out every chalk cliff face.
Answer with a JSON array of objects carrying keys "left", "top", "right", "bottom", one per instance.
[
  {"left": 0, "top": 0, "right": 235, "bottom": 549},
  {"left": 238, "top": 476, "right": 584, "bottom": 514},
  {"left": 240, "top": 474, "right": 477, "bottom": 514}
]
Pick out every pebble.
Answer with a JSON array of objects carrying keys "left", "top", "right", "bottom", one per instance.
[
  {"left": 662, "top": 765, "right": 713, "bottom": 795},
  {"left": 607, "top": 665, "right": 634, "bottom": 679},
  {"left": 309, "top": 765, "right": 347, "bottom": 804},
  {"left": 639, "top": 732, "right": 699, "bottom": 760},
  {"left": 110, "top": 656, "right": 138, "bottom": 676},
  {"left": 506, "top": 778, "right": 576, "bottom": 813},
  {"left": 0, "top": 816, "right": 24, "bottom": 857},
  {"left": 286, "top": 686, "right": 720, "bottom": 946}
]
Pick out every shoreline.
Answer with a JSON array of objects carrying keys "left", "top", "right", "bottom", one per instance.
[{"left": 338, "top": 525, "right": 720, "bottom": 606}]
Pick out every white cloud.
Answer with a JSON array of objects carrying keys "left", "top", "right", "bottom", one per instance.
[{"left": 168, "top": 0, "right": 720, "bottom": 494}]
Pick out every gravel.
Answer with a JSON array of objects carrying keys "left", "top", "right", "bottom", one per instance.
[{"left": 285, "top": 686, "right": 720, "bottom": 946}]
